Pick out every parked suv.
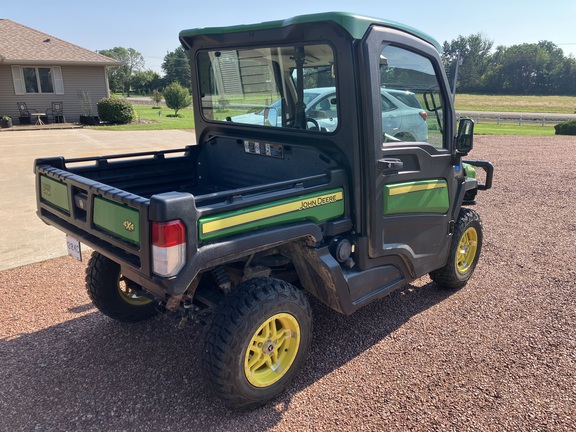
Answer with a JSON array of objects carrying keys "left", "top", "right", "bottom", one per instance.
[{"left": 233, "top": 87, "right": 428, "bottom": 141}]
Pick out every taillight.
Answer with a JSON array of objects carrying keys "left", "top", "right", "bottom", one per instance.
[
  {"left": 152, "top": 220, "right": 186, "bottom": 277},
  {"left": 419, "top": 111, "right": 428, "bottom": 121}
]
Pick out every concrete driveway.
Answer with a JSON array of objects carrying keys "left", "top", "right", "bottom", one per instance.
[{"left": 0, "top": 128, "right": 196, "bottom": 271}]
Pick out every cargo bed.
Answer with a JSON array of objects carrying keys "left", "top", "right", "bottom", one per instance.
[{"left": 34, "top": 138, "right": 347, "bottom": 274}]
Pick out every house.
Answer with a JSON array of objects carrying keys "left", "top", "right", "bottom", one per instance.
[{"left": 0, "top": 19, "right": 120, "bottom": 123}]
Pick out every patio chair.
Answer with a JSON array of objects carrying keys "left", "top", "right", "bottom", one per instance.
[
  {"left": 46, "top": 102, "right": 65, "bottom": 123},
  {"left": 17, "top": 102, "right": 37, "bottom": 125}
]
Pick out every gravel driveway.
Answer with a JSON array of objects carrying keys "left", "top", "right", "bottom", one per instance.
[{"left": 1, "top": 135, "right": 575, "bottom": 431}]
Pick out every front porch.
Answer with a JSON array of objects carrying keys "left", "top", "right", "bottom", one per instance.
[{"left": 0, "top": 122, "right": 84, "bottom": 132}]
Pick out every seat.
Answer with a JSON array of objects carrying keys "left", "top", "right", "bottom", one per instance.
[
  {"left": 17, "top": 102, "right": 37, "bottom": 125},
  {"left": 46, "top": 102, "right": 65, "bottom": 123}
]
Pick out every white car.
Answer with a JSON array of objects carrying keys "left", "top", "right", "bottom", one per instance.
[{"left": 231, "top": 87, "right": 428, "bottom": 142}]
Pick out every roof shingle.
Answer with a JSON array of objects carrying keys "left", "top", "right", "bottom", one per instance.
[{"left": 0, "top": 19, "right": 121, "bottom": 65}]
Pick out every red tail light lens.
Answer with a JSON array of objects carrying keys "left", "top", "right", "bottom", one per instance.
[
  {"left": 419, "top": 111, "right": 428, "bottom": 121},
  {"left": 152, "top": 220, "right": 185, "bottom": 247},
  {"left": 152, "top": 220, "right": 186, "bottom": 277}
]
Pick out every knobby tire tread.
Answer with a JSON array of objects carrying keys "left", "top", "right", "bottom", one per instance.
[
  {"left": 203, "top": 277, "right": 312, "bottom": 410},
  {"left": 430, "top": 208, "right": 483, "bottom": 289},
  {"left": 85, "top": 252, "right": 157, "bottom": 322}
]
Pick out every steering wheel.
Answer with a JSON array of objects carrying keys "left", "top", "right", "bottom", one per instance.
[{"left": 306, "top": 117, "right": 320, "bottom": 130}]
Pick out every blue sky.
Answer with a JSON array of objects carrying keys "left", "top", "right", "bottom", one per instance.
[{"left": 2, "top": 0, "right": 575, "bottom": 73}]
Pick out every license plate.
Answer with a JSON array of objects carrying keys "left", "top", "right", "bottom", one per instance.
[{"left": 66, "top": 235, "right": 82, "bottom": 261}]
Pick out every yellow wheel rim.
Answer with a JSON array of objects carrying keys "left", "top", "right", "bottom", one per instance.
[
  {"left": 456, "top": 227, "right": 478, "bottom": 275},
  {"left": 244, "top": 312, "right": 301, "bottom": 388},
  {"left": 118, "top": 275, "right": 153, "bottom": 306}
]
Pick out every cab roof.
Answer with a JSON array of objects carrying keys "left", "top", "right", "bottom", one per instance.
[{"left": 179, "top": 11, "right": 441, "bottom": 52}]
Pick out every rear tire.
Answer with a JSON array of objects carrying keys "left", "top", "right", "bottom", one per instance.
[
  {"left": 203, "top": 277, "right": 312, "bottom": 409},
  {"left": 86, "top": 252, "right": 157, "bottom": 322},
  {"left": 430, "top": 208, "right": 483, "bottom": 289}
]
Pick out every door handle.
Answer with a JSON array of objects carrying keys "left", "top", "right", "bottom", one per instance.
[{"left": 377, "top": 158, "right": 403, "bottom": 173}]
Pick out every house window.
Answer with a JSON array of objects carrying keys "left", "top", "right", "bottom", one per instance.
[
  {"left": 11, "top": 65, "right": 64, "bottom": 95},
  {"left": 24, "top": 67, "right": 54, "bottom": 93}
]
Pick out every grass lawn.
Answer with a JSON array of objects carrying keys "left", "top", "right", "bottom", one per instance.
[
  {"left": 94, "top": 95, "right": 573, "bottom": 136},
  {"left": 96, "top": 105, "right": 196, "bottom": 131},
  {"left": 475, "top": 123, "right": 555, "bottom": 136}
]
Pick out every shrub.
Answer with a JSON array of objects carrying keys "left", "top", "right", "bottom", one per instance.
[
  {"left": 554, "top": 120, "right": 576, "bottom": 136},
  {"left": 163, "top": 82, "right": 192, "bottom": 116},
  {"left": 151, "top": 89, "right": 163, "bottom": 107},
  {"left": 97, "top": 97, "right": 135, "bottom": 124}
]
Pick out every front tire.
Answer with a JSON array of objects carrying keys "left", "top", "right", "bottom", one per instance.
[
  {"left": 430, "top": 208, "right": 483, "bottom": 289},
  {"left": 85, "top": 252, "right": 157, "bottom": 322},
  {"left": 203, "top": 277, "right": 312, "bottom": 409}
]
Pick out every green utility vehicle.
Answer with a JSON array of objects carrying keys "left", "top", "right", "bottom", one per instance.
[{"left": 34, "top": 12, "right": 493, "bottom": 409}]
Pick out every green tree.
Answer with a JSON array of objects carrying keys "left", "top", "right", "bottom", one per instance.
[
  {"left": 130, "top": 70, "right": 162, "bottom": 95},
  {"left": 535, "top": 41, "right": 575, "bottom": 94},
  {"left": 479, "top": 40, "right": 576, "bottom": 95},
  {"left": 163, "top": 82, "right": 192, "bottom": 115},
  {"left": 162, "top": 46, "right": 192, "bottom": 88},
  {"left": 555, "top": 56, "right": 576, "bottom": 95},
  {"left": 442, "top": 33, "right": 493, "bottom": 93},
  {"left": 99, "top": 47, "right": 145, "bottom": 96},
  {"left": 484, "top": 43, "right": 554, "bottom": 94}
]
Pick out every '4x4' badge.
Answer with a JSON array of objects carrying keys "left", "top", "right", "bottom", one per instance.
[{"left": 123, "top": 220, "right": 135, "bottom": 232}]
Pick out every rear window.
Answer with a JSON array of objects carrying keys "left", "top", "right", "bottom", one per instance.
[
  {"left": 387, "top": 91, "right": 423, "bottom": 109},
  {"left": 196, "top": 44, "right": 339, "bottom": 133}
]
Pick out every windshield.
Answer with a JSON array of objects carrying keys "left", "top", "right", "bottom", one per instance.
[{"left": 197, "top": 44, "right": 338, "bottom": 133}]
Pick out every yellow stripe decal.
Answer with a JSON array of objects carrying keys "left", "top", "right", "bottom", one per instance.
[
  {"left": 388, "top": 181, "right": 446, "bottom": 196},
  {"left": 202, "top": 191, "right": 344, "bottom": 235}
]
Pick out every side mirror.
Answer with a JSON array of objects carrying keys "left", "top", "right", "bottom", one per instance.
[
  {"left": 456, "top": 118, "right": 474, "bottom": 154},
  {"left": 263, "top": 107, "right": 277, "bottom": 127}
]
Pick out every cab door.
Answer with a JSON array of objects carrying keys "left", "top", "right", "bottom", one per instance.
[{"left": 362, "top": 30, "right": 458, "bottom": 278}]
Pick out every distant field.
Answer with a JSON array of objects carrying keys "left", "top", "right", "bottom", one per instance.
[{"left": 455, "top": 94, "right": 576, "bottom": 114}]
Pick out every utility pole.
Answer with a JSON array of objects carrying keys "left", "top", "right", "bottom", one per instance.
[{"left": 452, "top": 50, "right": 462, "bottom": 100}]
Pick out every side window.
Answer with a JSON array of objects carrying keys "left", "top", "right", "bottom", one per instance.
[
  {"left": 379, "top": 45, "right": 445, "bottom": 148},
  {"left": 307, "top": 94, "right": 338, "bottom": 132},
  {"left": 308, "top": 95, "right": 336, "bottom": 117},
  {"left": 381, "top": 95, "right": 396, "bottom": 112}
]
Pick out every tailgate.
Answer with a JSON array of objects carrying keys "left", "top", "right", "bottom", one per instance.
[{"left": 35, "top": 158, "right": 152, "bottom": 270}]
